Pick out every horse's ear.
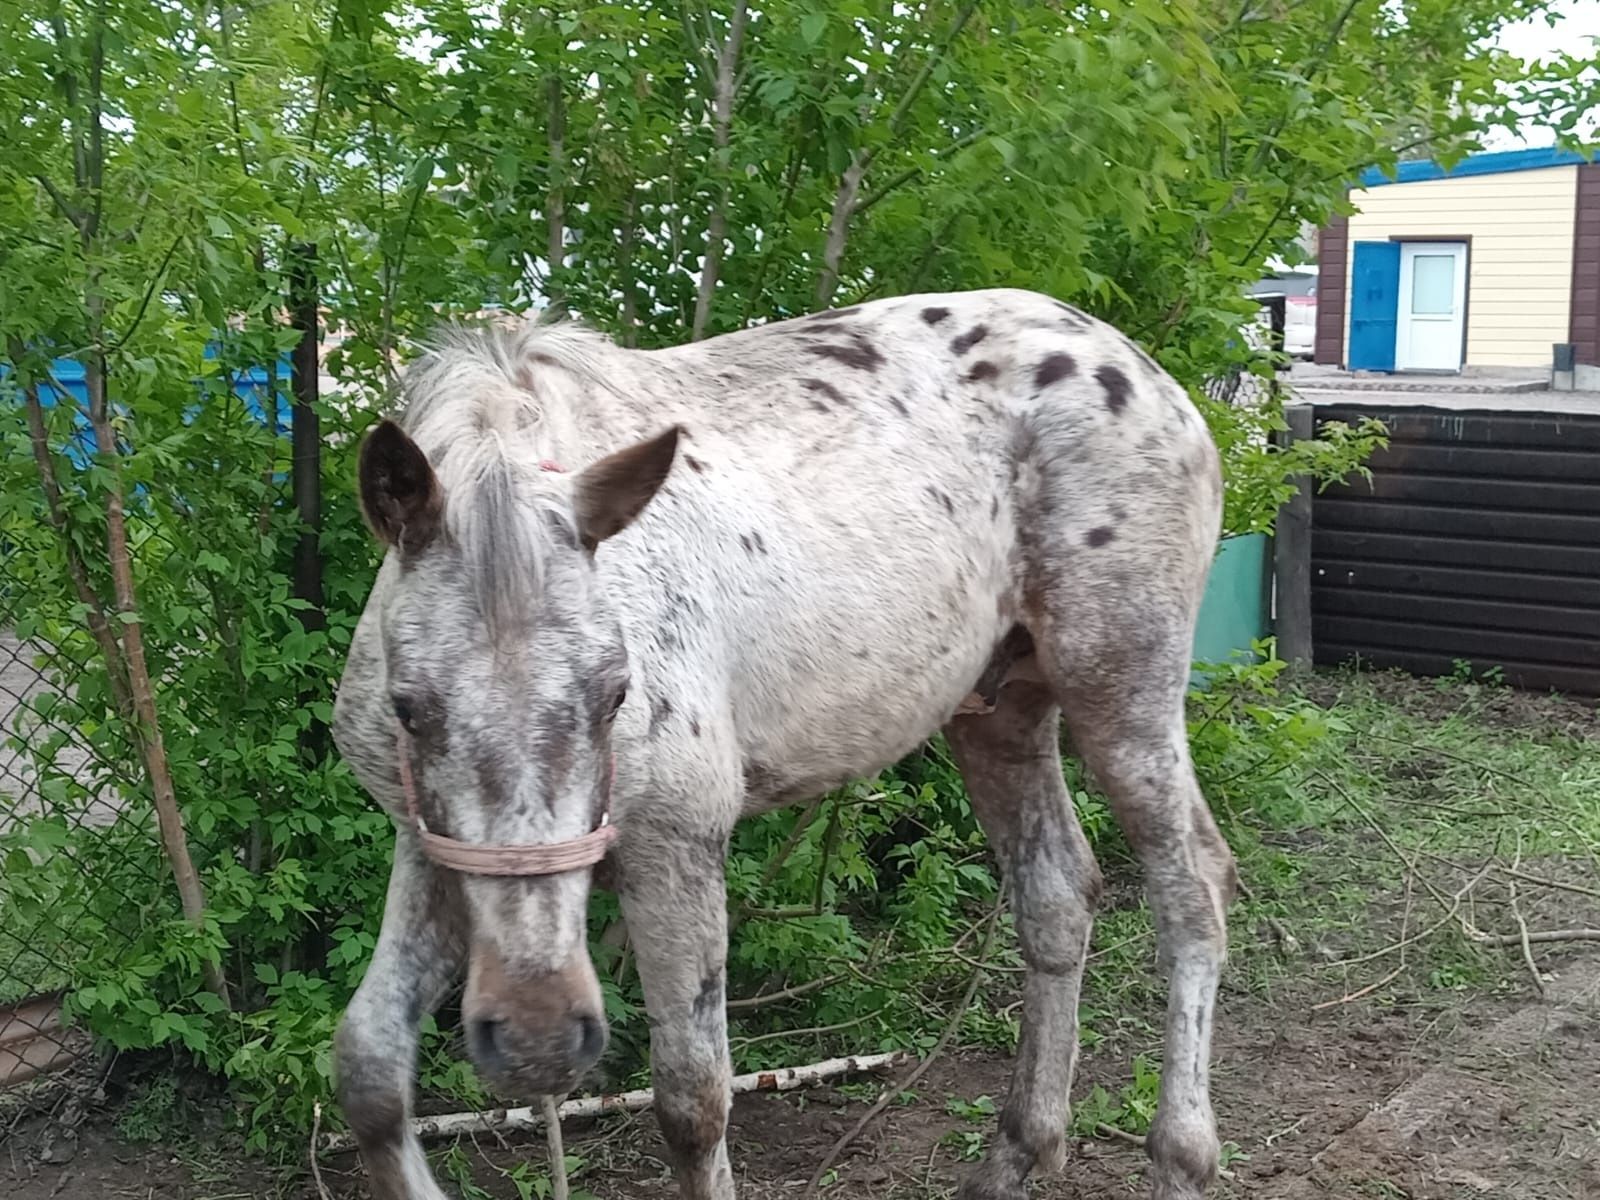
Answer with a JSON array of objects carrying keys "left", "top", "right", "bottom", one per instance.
[
  {"left": 358, "top": 419, "right": 442, "bottom": 551},
  {"left": 573, "top": 425, "right": 680, "bottom": 550}
]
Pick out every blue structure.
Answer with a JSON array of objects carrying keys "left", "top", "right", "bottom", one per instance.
[
  {"left": 1347, "top": 242, "right": 1400, "bottom": 371},
  {"left": 1359, "top": 145, "right": 1590, "bottom": 189},
  {"left": 5, "top": 352, "right": 292, "bottom": 468}
]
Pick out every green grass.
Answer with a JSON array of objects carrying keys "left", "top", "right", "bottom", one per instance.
[
  {"left": 1071, "top": 666, "right": 1600, "bottom": 1137},
  {"left": 1204, "top": 669, "right": 1600, "bottom": 1009}
]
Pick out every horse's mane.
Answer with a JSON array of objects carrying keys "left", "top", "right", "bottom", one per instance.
[{"left": 396, "top": 319, "right": 613, "bottom": 637}]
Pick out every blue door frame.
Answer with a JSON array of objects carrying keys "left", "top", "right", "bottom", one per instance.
[{"left": 1348, "top": 241, "right": 1400, "bottom": 371}]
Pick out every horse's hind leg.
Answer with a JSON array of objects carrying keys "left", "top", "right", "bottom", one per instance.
[
  {"left": 335, "top": 837, "right": 466, "bottom": 1200},
  {"left": 1046, "top": 622, "right": 1236, "bottom": 1199},
  {"left": 946, "top": 678, "right": 1103, "bottom": 1200}
]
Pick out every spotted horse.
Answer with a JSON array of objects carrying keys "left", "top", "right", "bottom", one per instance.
[{"left": 330, "top": 287, "right": 1234, "bottom": 1200}]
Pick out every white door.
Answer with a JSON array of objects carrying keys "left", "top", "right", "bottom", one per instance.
[{"left": 1395, "top": 242, "right": 1467, "bottom": 372}]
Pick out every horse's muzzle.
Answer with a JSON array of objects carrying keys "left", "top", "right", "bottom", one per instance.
[{"left": 462, "top": 945, "right": 608, "bottom": 1095}]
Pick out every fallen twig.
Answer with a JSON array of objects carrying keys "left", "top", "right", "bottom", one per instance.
[
  {"left": 1264, "top": 1113, "right": 1307, "bottom": 1147},
  {"left": 1507, "top": 838, "right": 1545, "bottom": 998},
  {"left": 1470, "top": 928, "right": 1600, "bottom": 947},
  {"left": 1094, "top": 1122, "right": 1146, "bottom": 1148},
  {"left": 541, "top": 1096, "right": 569, "bottom": 1200},
  {"left": 1495, "top": 865, "right": 1600, "bottom": 902},
  {"left": 806, "top": 897, "right": 1005, "bottom": 1191},
  {"left": 730, "top": 1006, "right": 887, "bottom": 1050},
  {"left": 1311, "top": 967, "right": 1402, "bottom": 1011},
  {"left": 1322, "top": 858, "right": 1496, "bottom": 969},
  {"left": 727, "top": 974, "right": 843, "bottom": 1011},
  {"left": 319, "top": 1052, "right": 905, "bottom": 1153},
  {"left": 309, "top": 1102, "right": 334, "bottom": 1200},
  {"left": 1235, "top": 874, "right": 1299, "bottom": 957},
  {"left": 1319, "top": 771, "right": 1600, "bottom": 961}
]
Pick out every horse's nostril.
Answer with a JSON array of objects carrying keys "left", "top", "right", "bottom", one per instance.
[
  {"left": 468, "top": 1018, "right": 507, "bottom": 1071},
  {"left": 575, "top": 1014, "right": 606, "bottom": 1062}
]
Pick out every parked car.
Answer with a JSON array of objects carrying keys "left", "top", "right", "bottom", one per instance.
[
  {"left": 1248, "top": 265, "right": 1318, "bottom": 360},
  {"left": 1284, "top": 290, "right": 1317, "bottom": 358}
]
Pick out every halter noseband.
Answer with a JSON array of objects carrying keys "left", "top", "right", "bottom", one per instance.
[
  {"left": 388, "top": 454, "right": 619, "bottom": 877},
  {"left": 394, "top": 721, "right": 618, "bottom": 876}
]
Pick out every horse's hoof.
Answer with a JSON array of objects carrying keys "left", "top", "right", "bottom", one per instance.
[{"left": 954, "top": 1169, "right": 1028, "bottom": 1200}]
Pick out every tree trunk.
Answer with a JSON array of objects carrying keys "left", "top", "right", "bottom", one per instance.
[
  {"left": 12, "top": 350, "right": 133, "bottom": 720},
  {"left": 545, "top": 73, "right": 567, "bottom": 312},
  {"left": 83, "top": 350, "right": 230, "bottom": 1007},
  {"left": 691, "top": 1, "right": 749, "bottom": 340}
]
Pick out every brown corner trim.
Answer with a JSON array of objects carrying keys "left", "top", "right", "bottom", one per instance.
[
  {"left": 1314, "top": 214, "right": 1349, "bottom": 366},
  {"left": 1573, "top": 164, "right": 1600, "bottom": 367}
]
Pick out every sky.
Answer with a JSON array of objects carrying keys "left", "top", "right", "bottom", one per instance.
[{"left": 1485, "top": 0, "right": 1600, "bottom": 149}]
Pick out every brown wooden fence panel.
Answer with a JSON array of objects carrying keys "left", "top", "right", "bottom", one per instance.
[{"left": 1311, "top": 405, "right": 1600, "bottom": 696}]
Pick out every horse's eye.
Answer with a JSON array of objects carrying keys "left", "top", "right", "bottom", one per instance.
[
  {"left": 393, "top": 697, "right": 416, "bottom": 729},
  {"left": 607, "top": 687, "right": 628, "bottom": 721}
]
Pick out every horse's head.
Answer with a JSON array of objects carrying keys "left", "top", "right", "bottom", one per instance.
[{"left": 355, "top": 417, "right": 678, "bottom": 1095}]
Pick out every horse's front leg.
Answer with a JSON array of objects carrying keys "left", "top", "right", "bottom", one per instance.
[
  {"left": 619, "top": 811, "right": 736, "bottom": 1200},
  {"left": 335, "top": 834, "right": 467, "bottom": 1199}
]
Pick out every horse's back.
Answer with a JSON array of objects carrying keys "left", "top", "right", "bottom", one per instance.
[{"left": 615, "top": 289, "right": 1220, "bottom": 801}]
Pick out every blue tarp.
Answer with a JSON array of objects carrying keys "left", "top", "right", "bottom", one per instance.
[{"left": 4, "top": 352, "right": 292, "bottom": 469}]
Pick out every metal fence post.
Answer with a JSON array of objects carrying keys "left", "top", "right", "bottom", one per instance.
[{"left": 289, "top": 244, "right": 325, "bottom": 639}]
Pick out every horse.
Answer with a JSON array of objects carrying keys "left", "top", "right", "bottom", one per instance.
[{"left": 329, "top": 287, "right": 1235, "bottom": 1200}]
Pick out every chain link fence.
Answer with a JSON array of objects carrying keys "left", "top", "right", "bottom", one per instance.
[
  {"left": 0, "top": 352, "right": 306, "bottom": 1100},
  {"left": 1204, "top": 295, "right": 1289, "bottom": 408},
  {"left": 0, "top": 538, "right": 156, "bottom": 1091}
]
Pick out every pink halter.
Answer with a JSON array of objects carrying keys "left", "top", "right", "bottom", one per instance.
[
  {"left": 393, "top": 722, "right": 618, "bottom": 877},
  {"left": 389, "top": 454, "right": 619, "bottom": 876}
]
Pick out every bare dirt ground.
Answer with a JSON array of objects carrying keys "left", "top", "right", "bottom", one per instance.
[
  {"left": 5, "top": 670, "right": 1598, "bottom": 1200},
  {"left": 5, "top": 938, "right": 1596, "bottom": 1200}
]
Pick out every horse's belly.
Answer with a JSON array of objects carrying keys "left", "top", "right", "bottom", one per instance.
[{"left": 730, "top": 577, "right": 1012, "bottom": 812}]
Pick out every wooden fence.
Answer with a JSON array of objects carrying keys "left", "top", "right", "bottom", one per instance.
[{"left": 1307, "top": 405, "right": 1600, "bottom": 697}]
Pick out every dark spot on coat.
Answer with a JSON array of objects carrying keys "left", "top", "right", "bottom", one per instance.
[
  {"left": 740, "top": 534, "right": 754, "bottom": 553},
  {"left": 802, "top": 377, "right": 846, "bottom": 406},
  {"left": 1033, "top": 352, "right": 1077, "bottom": 389},
  {"left": 965, "top": 360, "right": 998, "bottom": 383},
  {"left": 685, "top": 454, "right": 707, "bottom": 473},
  {"left": 751, "top": 531, "right": 767, "bottom": 554},
  {"left": 926, "top": 486, "right": 955, "bottom": 516},
  {"left": 889, "top": 395, "right": 909, "bottom": 416},
  {"left": 806, "top": 333, "right": 883, "bottom": 372},
  {"left": 649, "top": 695, "right": 674, "bottom": 738},
  {"left": 921, "top": 306, "right": 951, "bottom": 325},
  {"left": 1095, "top": 364, "right": 1131, "bottom": 414},
  {"left": 655, "top": 1088, "right": 726, "bottom": 1162},
  {"left": 742, "top": 761, "right": 778, "bottom": 802},
  {"left": 809, "top": 399, "right": 830, "bottom": 414},
  {"left": 998, "top": 1100, "right": 1030, "bottom": 1147},
  {"left": 990, "top": 496, "right": 1000, "bottom": 520},
  {"left": 1053, "top": 301, "right": 1090, "bottom": 328},
  {"left": 1086, "top": 525, "right": 1116, "bottom": 548},
  {"left": 951, "top": 324, "right": 988, "bottom": 356},
  {"left": 690, "top": 718, "right": 701, "bottom": 737},
  {"left": 692, "top": 973, "right": 722, "bottom": 1020}
]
